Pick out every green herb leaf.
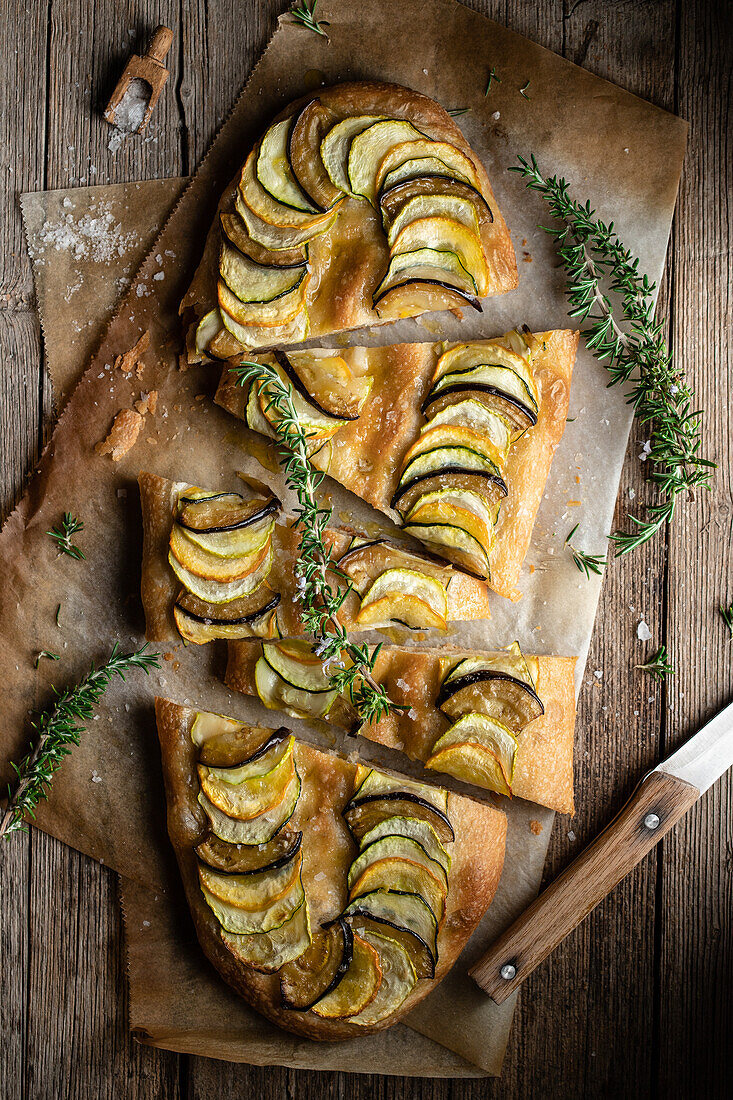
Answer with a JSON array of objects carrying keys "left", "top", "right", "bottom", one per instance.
[
  {"left": 232, "top": 361, "right": 405, "bottom": 725},
  {"left": 721, "top": 603, "right": 733, "bottom": 639},
  {"left": 512, "top": 155, "right": 715, "bottom": 556},
  {"left": 565, "top": 523, "right": 606, "bottom": 578},
  {"left": 34, "top": 651, "right": 60, "bottom": 669},
  {"left": 635, "top": 644, "right": 675, "bottom": 681},
  {"left": 47, "top": 512, "right": 85, "bottom": 560},
  {"left": 519, "top": 80, "right": 531, "bottom": 99},
  {"left": 291, "top": 0, "right": 330, "bottom": 38},
  {"left": 447, "top": 107, "right": 471, "bottom": 117},
  {"left": 1, "top": 643, "right": 160, "bottom": 840},
  {"left": 485, "top": 67, "right": 501, "bottom": 95}
]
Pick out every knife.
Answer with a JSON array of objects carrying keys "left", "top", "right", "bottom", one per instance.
[{"left": 469, "top": 699, "right": 733, "bottom": 1004}]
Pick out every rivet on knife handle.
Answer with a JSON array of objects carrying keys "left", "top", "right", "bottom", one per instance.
[{"left": 469, "top": 770, "right": 700, "bottom": 1004}]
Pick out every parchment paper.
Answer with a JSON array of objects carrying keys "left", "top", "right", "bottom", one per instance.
[{"left": 4, "top": 0, "right": 687, "bottom": 1077}]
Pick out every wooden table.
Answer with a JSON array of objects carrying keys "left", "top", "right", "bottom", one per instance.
[{"left": 0, "top": 2, "right": 730, "bottom": 1096}]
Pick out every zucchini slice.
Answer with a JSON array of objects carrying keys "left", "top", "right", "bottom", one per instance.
[
  {"left": 344, "top": 795, "right": 455, "bottom": 846},
  {"left": 195, "top": 309, "right": 224, "bottom": 355},
  {"left": 426, "top": 741, "right": 513, "bottom": 798},
  {"left": 191, "top": 710, "right": 245, "bottom": 749},
  {"left": 374, "top": 279, "right": 481, "bottom": 319},
  {"left": 403, "top": 423, "right": 505, "bottom": 473},
  {"left": 422, "top": 382, "right": 537, "bottom": 435},
  {"left": 348, "top": 834, "right": 449, "bottom": 895},
  {"left": 198, "top": 751, "right": 295, "bottom": 822},
  {"left": 262, "top": 640, "right": 333, "bottom": 693},
  {"left": 375, "top": 139, "right": 482, "bottom": 194},
  {"left": 374, "top": 245, "right": 478, "bottom": 297},
  {"left": 380, "top": 175, "right": 493, "bottom": 227},
  {"left": 402, "top": 520, "right": 491, "bottom": 578},
  {"left": 347, "top": 119, "right": 425, "bottom": 203},
  {"left": 254, "top": 656, "right": 339, "bottom": 721},
  {"left": 342, "top": 890, "right": 438, "bottom": 977},
  {"left": 399, "top": 444, "right": 503, "bottom": 489},
  {"left": 320, "top": 115, "right": 385, "bottom": 194},
  {"left": 359, "top": 816, "right": 451, "bottom": 875},
  {"left": 200, "top": 731, "right": 293, "bottom": 784},
  {"left": 359, "top": 568, "right": 447, "bottom": 620},
  {"left": 196, "top": 830, "right": 302, "bottom": 875},
  {"left": 280, "top": 918, "right": 353, "bottom": 1011},
  {"left": 219, "top": 241, "right": 307, "bottom": 305},
  {"left": 239, "top": 147, "right": 335, "bottom": 231},
  {"left": 379, "top": 155, "right": 474, "bottom": 194},
  {"left": 168, "top": 543, "right": 273, "bottom": 604},
  {"left": 201, "top": 865, "right": 305, "bottom": 935},
  {"left": 177, "top": 493, "right": 279, "bottom": 533},
  {"left": 198, "top": 770, "right": 301, "bottom": 845},
  {"left": 425, "top": 399, "right": 512, "bottom": 453},
  {"left": 220, "top": 211, "right": 307, "bottom": 268},
  {"left": 386, "top": 194, "right": 480, "bottom": 246},
  {"left": 438, "top": 670, "right": 544, "bottom": 732},
  {"left": 169, "top": 526, "right": 272, "bottom": 583},
  {"left": 431, "top": 342, "right": 538, "bottom": 407},
  {"left": 218, "top": 276, "right": 308, "bottom": 329},
  {"left": 391, "top": 216, "right": 490, "bottom": 297},
  {"left": 221, "top": 896, "right": 311, "bottom": 972},
  {"left": 256, "top": 119, "right": 320, "bottom": 214},
  {"left": 235, "top": 190, "right": 334, "bottom": 251},
  {"left": 349, "top": 766, "right": 448, "bottom": 811},
  {"left": 427, "top": 713, "right": 518, "bottom": 796},
  {"left": 174, "top": 514, "right": 275, "bottom": 560},
  {"left": 337, "top": 539, "right": 451, "bottom": 596},
  {"left": 288, "top": 98, "right": 343, "bottom": 210},
  {"left": 198, "top": 849, "right": 302, "bottom": 910},
  {"left": 219, "top": 298, "right": 310, "bottom": 350},
  {"left": 195, "top": 718, "right": 288, "bottom": 768},
  {"left": 404, "top": 499, "right": 495, "bottom": 560},
  {"left": 349, "top": 930, "right": 417, "bottom": 1025},
  {"left": 311, "top": 933, "right": 383, "bottom": 1019},
  {"left": 350, "top": 863, "right": 445, "bottom": 929},
  {"left": 356, "top": 592, "right": 446, "bottom": 632}
]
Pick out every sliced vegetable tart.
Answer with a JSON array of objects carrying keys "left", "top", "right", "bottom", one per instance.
[
  {"left": 156, "top": 698, "right": 506, "bottom": 1040},
  {"left": 181, "top": 80, "right": 517, "bottom": 357}
]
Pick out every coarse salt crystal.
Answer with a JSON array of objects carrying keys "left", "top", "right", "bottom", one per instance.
[{"left": 637, "top": 619, "right": 652, "bottom": 641}]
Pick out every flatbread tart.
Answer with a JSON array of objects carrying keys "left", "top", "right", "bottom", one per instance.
[
  {"left": 182, "top": 81, "right": 517, "bottom": 357},
  {"left": 156, "top": 698, "right": 507, "bottom": 1039},
  {"left": 225, "top": 640, "right": 577, "bottom": 814},
  {"left": 215, "top": 330, "right": 579, "bottom": 599},
  {"left": 139, "top": 471, "right": 491, "bottom": 644}
]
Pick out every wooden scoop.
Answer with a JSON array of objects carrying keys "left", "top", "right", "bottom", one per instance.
[{"left": 104, "top": 26, "right": 174, "bottom": 135}]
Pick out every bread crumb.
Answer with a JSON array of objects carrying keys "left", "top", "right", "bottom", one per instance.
[
  {"left": 114, "top": 330, "right": 150, "bottom": 375},
  {"left": 135, "top": 389, "right": 158, "bottom": 416},
  {"left": 96, "top": 408, "right": 143, "bottom": 461},
  {"left": 529, "top": 819, "right": 543, "bottom": 835}
]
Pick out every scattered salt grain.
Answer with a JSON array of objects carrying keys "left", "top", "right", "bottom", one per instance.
[
  {"left": 38, "top": 201, "right": 138, "bottom": 263},
  {"left": 628, "top": 487, "right": 636, "bottom": 499},
  {"left": 567, "top": 830, "right": 576, "bottom": 841},
  {"left": 594, "top": 669, "right": 603, "bottom": 680},
  {"left": 142, "top": 920, "right": 150, "bottom": 928},
  {"left": 492, "top": 111, "right": 500, "bottom": 121},
  {"left": 91, "top": 771, "right": 102, "bottom": 783},
  {"left": 153, "top": 271, "right": 164, "bottom": 281},
  {"left": 637, "top": 619, "right": 652, "bottom": 642},
  {"left": 112, "top": 77, "right": 150, "bottom": 134},
  {"left": 639, "top": 439, "right": 652, "bottom": 462}
]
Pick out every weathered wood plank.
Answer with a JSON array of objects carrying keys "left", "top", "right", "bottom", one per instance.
[{"left": 660, "top": 0, "right": 733, "bottom": 1095}]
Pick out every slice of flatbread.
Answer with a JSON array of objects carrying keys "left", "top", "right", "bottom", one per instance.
[
  {"left": 139, "top": 471, "right": 491, "bottom": 644},
  {"left": 225, "top": 642, "right": 577, "bottom": 814},
  {"left": 215, "top": 330, "right": 579, "bottom": 599},
  {"left": 156, "top": 697, "right": 507, "bottom": 1041}
]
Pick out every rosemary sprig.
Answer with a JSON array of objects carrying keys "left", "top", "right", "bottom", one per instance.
[
  {"left": 485, "top": 66, "right": 500, "bottom": 95},
  {"left": 635, "top": 644, "right": 675, "bottom": 681},
  {"left": 1, "top": 643, "right": 160, "bottom": 840},
  {"left": 34, "top": 651, "right": 60, "bottom": 669},
  {"left": 721, "top": 603, "right": 733, "bottom": 639},
  {"left": 291, "top": 0, "right": 330, "bottom": 38},
  {"left": 232, "top": 361, "right": 404, "bottom": 725},
  {"left": 47, "top": 512, "right": 85, "bottom": 560},
  {"left": 512, "top": 155, "right": 714, "bottom": 556},
  {"left": 447, "top": 107, "right": 471, "bottom": 117},
  {"left": 565, "top": 523, "right": 606, "bottom": 578}
]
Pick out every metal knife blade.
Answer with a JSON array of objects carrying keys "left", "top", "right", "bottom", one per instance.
[{"left": 656, "top": 698, "right": 733, "bottom": 794}]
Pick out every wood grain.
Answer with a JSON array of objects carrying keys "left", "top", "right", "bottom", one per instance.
[
  {"left": 0, "top": 1, "right": 729, "bottom": 1097},
  {"left": 470, "top": 772, "right": 701, "bottom": 1002}
]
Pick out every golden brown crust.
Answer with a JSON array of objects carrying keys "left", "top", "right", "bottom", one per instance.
[
  {"left": 155, "top": 697, "right": 507, "bottom": 1041},
  {"left": 182, "top": 81, "right": 517, "bottom": 352},
  {"left": 225, "top": 644, "right": 577, "bottom": 814},
  {"left": 215, "top": 332, "right": 578, "bottom": 599},
  {"left": 139, "top": 472, "right": 491, "bottom": 644}
]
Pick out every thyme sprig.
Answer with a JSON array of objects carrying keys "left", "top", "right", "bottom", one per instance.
[
  {"left": 635, "top": 644, "right": 675, "bottom": 681},
  {"left": 1, "top": 643, "right": 160, "bottom": 840},
  {"left": 47, "top": 512, "right": 85, "bottom": 560},
  {"left": 232, "top": 361, "right": 404, "bottom": 725},
  {"left": 565, "top": 523, "right": 607, "bottom": 578},
  {"left": 721, "top": 603, "right": 733, "bottom": 639},
  {"left": 291, "top": 0, "right": 330, "bottom": 38},
  {"left": 512, "top": 155, "right": 714, "bottom": 556}
]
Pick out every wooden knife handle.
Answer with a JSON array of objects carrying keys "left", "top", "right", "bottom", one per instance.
[{"left": 469, "top": 770, "right": 699, "bottom": 1003}]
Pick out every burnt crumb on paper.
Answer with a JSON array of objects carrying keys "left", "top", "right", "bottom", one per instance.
[
  {"left": 529, "top": 819, "right": 543, "bottom": 835},
  {"left": 96, "top": 408, "right": 143, "bottom": 461},
  {"left": 114, "top": 330, "right": 150, "bottom": 376}
]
